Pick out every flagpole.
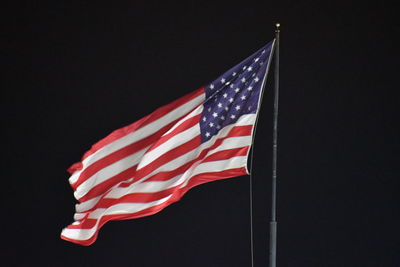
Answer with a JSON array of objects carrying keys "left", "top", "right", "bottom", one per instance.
[{"left": 269, "top": 23, "right": 280, "bottom": 267}]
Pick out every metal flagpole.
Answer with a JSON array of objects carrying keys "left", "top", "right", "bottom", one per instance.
[
  {"left": 248, "top": 36, "right": 277, "bottom": 267},
  {"left": 269, "top": 23, "right": 280, "bottom": 267}
]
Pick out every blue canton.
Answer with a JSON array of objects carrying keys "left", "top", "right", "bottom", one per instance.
[{"left": 200, "top": 42, "right": 274, "bottom": 142}]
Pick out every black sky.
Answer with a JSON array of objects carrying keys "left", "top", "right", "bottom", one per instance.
[{"left": 2, "top": 1, "right": 399, "bottom": 266}]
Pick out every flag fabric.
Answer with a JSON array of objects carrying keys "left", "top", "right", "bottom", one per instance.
[{"left": 61, "top": 40, "right": 275, "bottom": 245}]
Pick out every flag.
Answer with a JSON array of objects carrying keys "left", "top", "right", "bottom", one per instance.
[{"left": 61, "top": 40, "right": 275, "bottom": 245}]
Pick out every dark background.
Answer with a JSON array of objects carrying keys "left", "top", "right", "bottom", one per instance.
[{"left": 2, "top": 1, "right": 399, "bottom": 266}]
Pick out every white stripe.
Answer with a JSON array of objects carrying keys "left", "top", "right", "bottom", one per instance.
[
  {"left": 74, "top": 128, "right": 202, "bottom": 211},
  {"left": 163, "top": 105, "right": 203, "bottom": 135},
  {"left": 74, "top": 114, "right": 256, "bottom": 210},
  {"left": 207, "top": 135, "right": 252, "bottom": 155},
  {"left": 106, "top": 157, "right": 247, "bottom": 209},
  {"left": 61, "top": 195, "right": 172, "bottom": 241},
  {"left": 75, "top": 196, "right": 101, "bottom": 213},
  {"left": 137, "top": 124, "right": 200, "bottom": 169},
  {"left": 63, "top": 155, "right": 247, "bottom": 241},
  {"left": 137, "top": 106, "right": 203, "bottom": 169},
  {"left": 69, "top": 171, "right": 81, "bottom": 185},
  {"left": 74, "top": 147, "right": 148, "bottom": 200},
  {"left": 76, "top": 134, "right": 252, "bottom": 214},
  {"left": 69, "top": 93, "right": 204, "bottom": 185},
  {"left": 75, "top": 174, "right": 182, "bottom": 213},
  {"left": 131, "top": 113, "right": 256, "bottom": 184},
  {"left": 180, "top": 156, "right": 248, "bottom": 188},
  {"left": 73, "top": 213, "right": 86, "bottom": 221},
  {"left": 105, "top": 135, "right": 251, "bottom": 199},
  {"left": 74, "top": 106, "right": 204, "bottom": 200}
]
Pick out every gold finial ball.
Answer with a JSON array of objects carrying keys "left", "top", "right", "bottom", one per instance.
[{"left": 276, "top": 23, "right": 280, "bottom": 28}]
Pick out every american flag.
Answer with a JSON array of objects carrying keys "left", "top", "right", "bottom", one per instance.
[{"left": 61, "top": 40, "right": 275, "bottom": 245}]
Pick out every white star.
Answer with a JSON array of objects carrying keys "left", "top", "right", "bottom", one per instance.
[
  {"left": 216, "top": 125, "right": 221, "bottom": 129},
  {"left": 210, "top": 84, "right": 214, "bottom": 89},
  {"left": 205, "top": 132, "right": 210, "bottom": 137},
  {"left": 254, "top": 57, "right": 259, "bottom": 62},
  {"left": 235, "top": 105, "right": 241, "bottom": 110},
  {"left": 223, "top": 93, "right": 228, "bottom": 98},
  {"left": 247, "top": 86, "right": 253, "bottom": 91},
  {"left": 202, "top": 117, "right": 207, "bottom": 122},
  {"left": 232, "top": 72, "right": 237, "bottom": 76},
  {"left": 221, "top": 78, "right": 226, "bottom": 83},
  {"left": 248, "top": 106, "right": 252, "bottom": 110},
  {"left": 220, "top": 115, "right": 225, "bottom": 120},
  {"left": 212, "top": 112, "right": 218, "bottom": 118},
  {"left": 254, "top": 77, "right": 260, "bottom": 82},
  {"left": 225, "top": 106, "right": 229, "bottom": 111},
  {"left": 243, "top": 66, "right": 247, "bottom": 70},
  {"left": 209, "top": 122, "right": 214, "bottom": 127},
  {"left": 225, "top": 81, "right": 230, "bottom": 85},
  {"left": 217, "top": 102, "right": 222, "bottom": 108},
  {"left": 241, "top": 95, "right": 246, "bottom": 100},
  {"left": 247, "top": 66, "right": 253, "bottom": 71},
  {"left": 230, "top": 114, "right": 236, "bottom": 119},
  {"left": 230, "top": 84, "right": 234, "bottom": 88},
  {"left": 262, "top": 50, "right": 266, "bottom": 54},
  {"left": 241, "top": 77, "right": 246, "bottom": 83},
  {"left": 235, "top": 88, "right": 240, "bottom": 93},
  {"left": 229, "top": 98, "right": 234, "bottom": 103},
  {"left": 252, "top": 73, "right": 256, "bottom": 77},
  {"left": 208, "top": 107, "right": 211, "bottom": 112},
  {"left": 260, "top": 61, "right": 264, "bottom": 65}
]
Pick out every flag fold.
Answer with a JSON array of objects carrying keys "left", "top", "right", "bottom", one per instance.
[{"left": 61, "top": 41, "right": 274, "bottom": 245}]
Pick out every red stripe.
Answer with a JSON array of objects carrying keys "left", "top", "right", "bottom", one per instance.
[
  {"left": 78, "top": 165, "right": 137, "bottom": 203},
  {"left": 133, "top": 135, "right": 202, "bottom": 182},
  {"left": 135, "top": 125, "right": 252, "bottom": 181},
  {"left": 66, "top": 220, "right": 96, "bottom": 230},
  {"left": 202, "top": 146, "right": 249, "bottom": 162},
  {"left": 74, "top": 125, "right": 253, "bottom": 211},
  {"left": 78, "top": 147, "right": 249, "bottom": 212},
  {"left": 127, "top": 125, "right": 252, "bottom": 184},
  {"left": 68, "top": 187, "right": 180, "bottom": 229},
  {"left": 73, "top": 114, "right": 202, "bottom": 200},
  {"left": 97, "top": 188, "right": 177, "bottom": 209},
  {"left": 61, "top": 167, "right": 247, "bottom": 246},
  {"left": 68, "top": 88, "right": 204, "bottom": 174},
  {"left": 71, "top": 120, "right": 176, "bottom": 190},
  {"left": 75, "top": 115, "right": 202, "bottom": 202},
  {"left": 145, "top": 114, "right": 201, "bottom": 153}
]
